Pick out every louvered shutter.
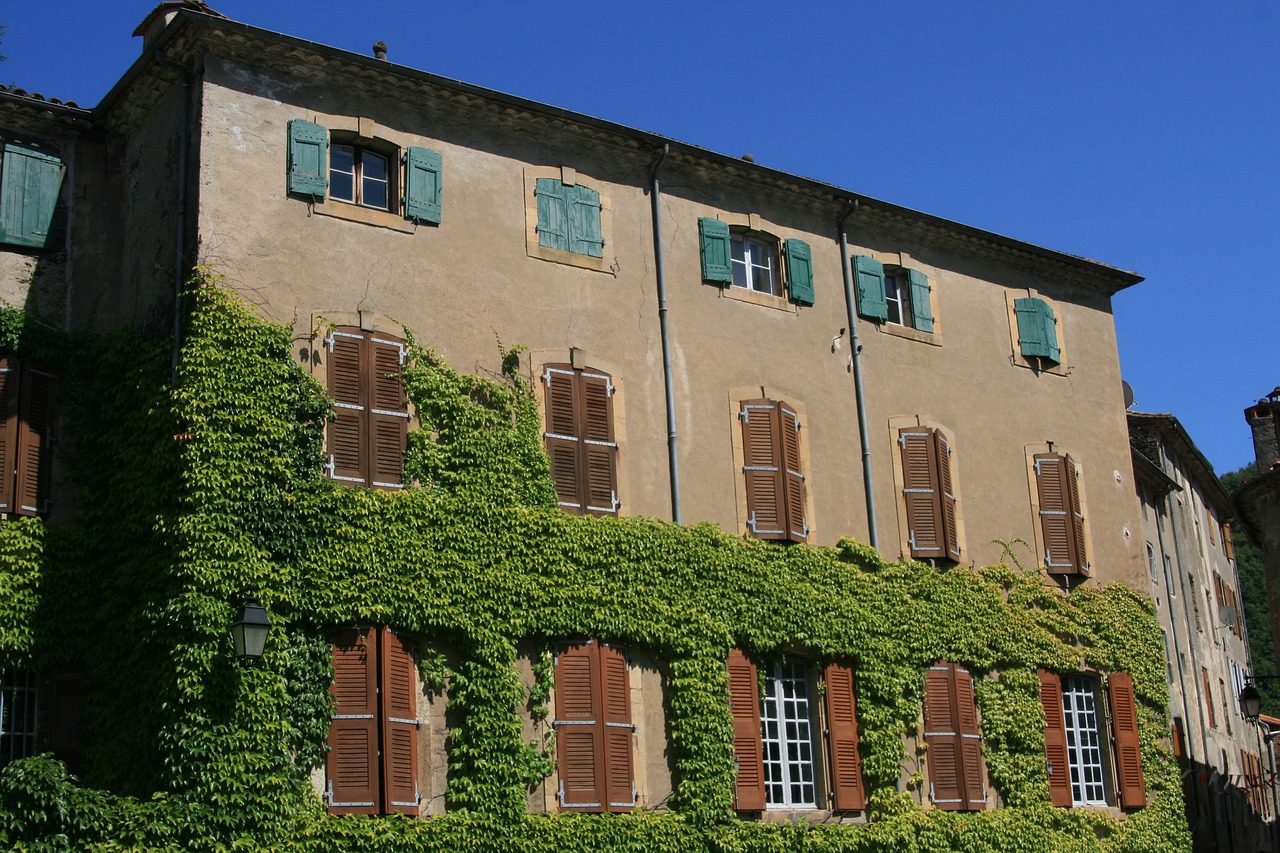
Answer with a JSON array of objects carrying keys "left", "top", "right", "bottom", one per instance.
[
  {"left": 924, "top": 664, "right": 965, "bottom": 810},
  {"left": 935, "top": 432, "right": 960, "bottom": 561},
  {"left": 328, "top": 627, "right": 379, "bottom": 814},
  {"left": 699, "top": 218, "right": 733, "bottom": 283},
  {"left": 1035, "top": 454, "right": 1082, "bottom": 573},
  {"left": 327, "top": 330, "right": 368, "bottom": 485},
  {"left": 0, "top": 143, "right": 63, "bottom": 249},
  {"left": 741, "top": 400, "right": 786, "bottom": 540},
  {"left": 1202, "top": 667, "right": 1215, "bottom": 728},
  {"left": 287, "top": 119, "right": 328, "bottom": 198},
  {"left": 543, "top": 366, "right": 584, "bottom": 512},
  {"left": 1224, "top": 523, "right": 1235, "bottom": 561},
  {"left": 727, "top": 648, "right": 766, "bottom": 810},
  {"left": 0, "top": 359, "right": 18, "bottom": 512},
  {"left": 1107, "top": 672, "right": 1146, "bottom": 808},
  {"left": 1064, "top": 455, "right": 1085, "bottom": 571},
  {"left": 784, "top": 239, "right": 814, "bottom": 305},
  {"left": 380, "top": 627, "right": 420, "bottom": 814},
  {"left": 1038, "top": 670, "right": 1073, "bottom": 807},
  {"left": 900, "top": 429, "right": 945, "bottom": 558},
  {"left": 555, "top": 641, "right": 605, "bottom": 810},
  {"left": 600, "top": 643, "right": 635, "bottom": 810},
  {"left": 580, "top": 371, "right": 618, "bottom": 516},
  {"left": 853, "top": 255, "right": 888, "bottom": 321},
  {"left": 14, "top": 364, "right": 53, "bottom": 516},
  {"left": 569, "top": 184, "right": 604, "bottom": 258},
  {"left": 778, "top": 403, "right": 807, "bottom": 542},
  {"left": 907, "top": 269, "right": 935, "bottom": 333},
  {"left": 404, "top": 146, "right": 442, "bottom": 224},
  {"left": 824, "top": 662, "right": 866, "bottom": 810},
  {"left": 369, "top": 336, "right": 407, "bottom": 490},
  {"left": 1015, "top": 298, "right": 1060, "bottom": 362},
  {"left": 954, "top": 666, "right": 986, "bottom": 809}
]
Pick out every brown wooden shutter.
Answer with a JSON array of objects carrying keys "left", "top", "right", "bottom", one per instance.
[
  {"left": 328, "top": 331, "right": 369, "bottom": 486},
  {"left": 727, "top": 648, "right": 766, "bottom": 810},
  {"left": 923, "top": 663, "right": 964, "bottom": 810},
  {"left": 1038, "top": 670, "right": 1073, "bottom": 807},
  {"left": 15, "top": 365, "right": 54, "bottom": 515},
  {"left": 1064, "top": 455, "right": 1086, "bottom": 572},
  {"left": 901, "top": 429, "right": 945, "bottom": 558},
  {"left": 581, "top": 371, "right": 619, "bottom": 516},
  {"left": 380, "top": 626, "right": 420, "bottom": 814},
  {"left": 543, "top": 366, "right": 583, "bottom": 512},
  {"left": 935, "top": 431, "right": 960, "bottom": 561},
  {"left": 824, "top": 661, "right": 866, "bottom": 810},
  {"left": 555, "top": 640, "right": 605, "bottom": 810},
  {"left": 1035, "top": 454, "right": 1083, "bottom": 573},
  {"left": 924, "top": 662, "right": 984, "bottom": 811},
  {"left": 46, "top": 669, "right": 87, "bottom": 778},
  {"left": 954, "top": 665, "right": 986, "bottom": 809},
  {"left": 0, "top": 358, "right": 18, "bottom": 513},
  {"left": 1213, "top": 572, "right": 1225, "bottom": 606},
  {"left": 328, "top": 627, "right": 380, "bottom": 814},
  {"left": 741, "top": 400, "right": 786, "bottom": 540},
  {"left": 599, "top": 643, "right": 635, "bottom": 810},
  {"left": 779, "top": 403, "right": 808, "bottom": 542},
  {"left": 1107, "top": 672, "right": 1146, "bottom": 808},
  {"left": 1223, "top": 523, "right": 1235, "bottom": 561},
  {"left": 369, "top": 336, "right": 408, "bottom": 490},
  {"left": 1202, "top": 667, "right": 1215, "bottom": 728}
]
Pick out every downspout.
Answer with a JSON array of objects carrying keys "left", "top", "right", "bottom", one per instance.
[
  {"left": 648, "top": 144, "right": 681, "bottom": 524},
  {"left": 837, "top": 200, "right": 877, "bottom": 550},
  {"left": 1161, "top": 443, "right": 1227, "bottom": 850},
  {"left": 159, "top": 58, "right": 191, "bottom": 381}
]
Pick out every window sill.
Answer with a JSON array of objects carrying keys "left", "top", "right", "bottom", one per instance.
[
  {"left": 311, "top": 200, "right": 417, "bottom": 234},
  {"left": 876, "top": 322, "right": 941, "bottom": 347},
  {"left": 718, "top": 285, "right": 795, "bottom": 313},
  {"left": 526, "top": 240, "right": 613, "bottom": 273},
  {"left": 1010, "top": 355, "right": 1070, "bottom": 377}
]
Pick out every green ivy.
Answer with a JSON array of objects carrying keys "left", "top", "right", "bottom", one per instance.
[{"left": 0, "top": 276, "right": 1191, "bottom": 850}]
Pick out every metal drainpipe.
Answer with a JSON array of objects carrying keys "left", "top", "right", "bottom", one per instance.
[
  {"left": 1154, "top": 496, "right": 1202, "bottom": 821},
  {"left": 159, "top": 58, "right": 191, "bottom": 381},
  {"left": 837, "top": 200, "right": 877, "bottom": 550},
  {"left": 648, "top": 144, "right": 681, "bottom": 524},
  {"left": 1161, "top": 443, "right": 1227, "bottom": 850}
]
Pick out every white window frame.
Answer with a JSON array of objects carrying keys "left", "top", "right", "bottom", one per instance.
[
  {"left": 760, "top": 658, "right": 817, "bottom": 808},
  {"left": 883, "top": 270, "right": 911, "bottom": 327},
  {"left": 1061, "top": 675, "right": 1108, "bottom": 806},
  {"left": 730, "top": 233, "right": 778, "bottom": 296},
  {"left": 0, "top": 668, "right": 37, "bottom": 767}
]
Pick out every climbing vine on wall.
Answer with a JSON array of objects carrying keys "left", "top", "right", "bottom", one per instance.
[{"left": 0, "top": 277, "right": 1190, "bottom": 851}]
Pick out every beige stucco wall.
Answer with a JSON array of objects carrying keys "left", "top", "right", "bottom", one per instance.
[{"left": 189, "top": 54, "right": 1144, "bottom": 591}]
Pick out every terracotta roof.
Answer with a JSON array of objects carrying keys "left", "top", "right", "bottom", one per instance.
[{"left": 0, "top": 83, "right": 84, "bottom": 111}]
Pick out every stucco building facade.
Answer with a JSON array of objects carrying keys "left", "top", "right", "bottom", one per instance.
[{"left": 0, "top": 2, "right": 1210, "bottom": 843}]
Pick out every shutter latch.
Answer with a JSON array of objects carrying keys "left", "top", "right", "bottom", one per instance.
[{"left": 747, "top": 511, "right": 757, "bottom": 533}]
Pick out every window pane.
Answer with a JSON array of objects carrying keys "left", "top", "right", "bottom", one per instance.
[{"left": 330, "top": 145, "right": 355, "bottom": 203}]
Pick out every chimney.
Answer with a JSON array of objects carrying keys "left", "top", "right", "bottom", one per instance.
[
  {"left": 373, "top": 42, "right": 388, "bottom": 61},
  {"left": 134, "top": 3, "right": 228, "bottom": 52},
  {"left": 1245, "top": 387, "right": 1280, "bottom": 470}
]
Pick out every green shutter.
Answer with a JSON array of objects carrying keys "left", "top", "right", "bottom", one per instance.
[
  {"left": 568, "top": 184, "right": 603, "bottom": 258},
  {"left": 288, "top": 119, "right": 328, "bottom": 198},
  {"left": 404, "top": 146, "right": 442, "bottom": 224},
  {"left": 853, "top": 255, "right": 887, "bottom": 321},
  {"left": 0, "top": 143, "right": 63, "bottom": 249},
  {"left": 1015, "top": 297, "right": 1059, "bottom": 362},
  {"left": 784, "top": 239, "right": 814, "bottom": 305},
  {"left": 535, "top": 178, "right": 569, "bottom": 252},
  {"left": 699, "top": 217, "right": 732, "bottom": 284},
  {"left": 907, "top": 269, "right": 934, "bottom": 333}
]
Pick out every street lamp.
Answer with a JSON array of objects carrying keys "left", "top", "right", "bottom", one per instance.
[
  {"left": 1239, "top": 675, "right": 1280, "bottom": 722},
  {"left": 231, "top": 592, "right": 271, "bottom": 663}
]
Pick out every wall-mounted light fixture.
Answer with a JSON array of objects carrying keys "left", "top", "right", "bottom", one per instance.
[
  {"left": 1239, "top": 675, "right": 1280, "bottom": 722},
  {"left": 231, "top": 592, "right": 271, "bottom": 664}
]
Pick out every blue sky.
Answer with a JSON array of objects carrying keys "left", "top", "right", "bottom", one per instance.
[{"left": 3, "top": 1, "right": 1277, "bottom": 475}]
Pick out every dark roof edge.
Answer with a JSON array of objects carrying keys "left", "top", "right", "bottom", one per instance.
[
  {"left": 1127, "top": 412, "right": 1233, "bottom": 514},
  {"left": 0, "top": 87, "right": 93, "bottom": 118},
  {"left": 97, "top": 10, "right": 1144, "bottom": 292}
]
